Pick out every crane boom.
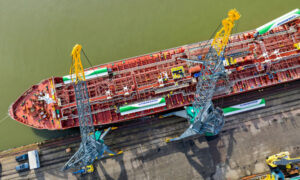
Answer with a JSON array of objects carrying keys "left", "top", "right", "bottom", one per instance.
[
  {"left": 212, "top": 9, "right": 241, "bottom": 56},
  {"left": 266, "top": 152, "right": 300, "bottom": 167},
  {"left": 70, "top": 44, "right": 86, "bottom": 83}
]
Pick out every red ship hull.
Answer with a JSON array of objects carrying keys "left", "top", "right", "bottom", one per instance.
[{"left": 9, "top": 17, "right": 300, "bottom": 130}]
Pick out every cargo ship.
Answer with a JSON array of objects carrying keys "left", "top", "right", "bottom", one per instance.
[{"left": 9, "top": 10, "right": 300, "bottom": 130}]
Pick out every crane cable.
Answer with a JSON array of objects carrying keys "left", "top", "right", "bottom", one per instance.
[{"left": 81, "top": 48, "right": 93, "bottom": 68}]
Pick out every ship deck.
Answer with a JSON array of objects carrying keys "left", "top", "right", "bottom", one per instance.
[
  {"left": 9, "top": 18, "right": 300, "bottom": 130},
  {"left": 2, "top": 80, "right": 300, "bottom": 179}
]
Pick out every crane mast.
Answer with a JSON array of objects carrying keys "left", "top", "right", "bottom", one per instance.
[
  {"left": 168, "top": 9, "right": 240, "bottom": 141},
  {"left": 62, "top": 44, "right": 118, "bottom": 172}
]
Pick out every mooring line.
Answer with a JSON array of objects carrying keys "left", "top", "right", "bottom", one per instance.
[{"left": 0, "top": 115, "right": 9, "bottom": 124}]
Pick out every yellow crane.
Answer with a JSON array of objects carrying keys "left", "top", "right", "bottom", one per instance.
[
  {"left": 70, "top": 44, "right": 85, "bottom": 83},
  {"left": 165, "top": 9, "right": 241, "bottom": 142},
  {"left": 62, "top": 44, "right": 121, "bottom": 173},
  {"left": 211, "top": 9, "right": 240, "bottom": 56}
]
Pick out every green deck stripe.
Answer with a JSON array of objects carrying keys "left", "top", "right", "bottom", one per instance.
[
  {"left": 257, "top": 9, "right": 300, "bottom": 34},
  {"left": 120, "top": 98, "right": 166, "bottom": 113},
  {"left": 62, "top": 67, "right": 108, "bottom": 83}
]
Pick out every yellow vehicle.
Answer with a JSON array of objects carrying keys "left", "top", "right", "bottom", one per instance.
[
  {"left": 264, "top": 152, "right": 300, "bottom": 180},
  {"left": 72, "top": 165, "right": 94, "bottom": 175},
  {"left": 85, "top": 165, "right": 94, "bottom": 173}
]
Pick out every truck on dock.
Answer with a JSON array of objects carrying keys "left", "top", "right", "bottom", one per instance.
[
  {"left": 15, "top": 150, "right": 40, "bottom": 172},
  {"left": 15, "top": 153, "right": 28, "bottom": 162},
  {"left": 15, "top": 163, "right": 29, "bottom": 172}
]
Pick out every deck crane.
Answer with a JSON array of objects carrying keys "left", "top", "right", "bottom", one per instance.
[
  {"left": 166, "top": 9, "right": 240, "bottom": 141},
  {"left": 62, "top": 44, "right": 121, "bottom": 173}
]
